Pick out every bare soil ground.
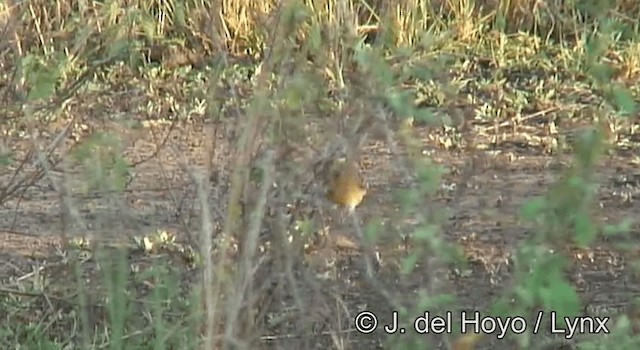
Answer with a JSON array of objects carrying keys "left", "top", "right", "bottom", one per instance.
[{"left": 2, "top": 110, "right": 640, "bottom": 349}]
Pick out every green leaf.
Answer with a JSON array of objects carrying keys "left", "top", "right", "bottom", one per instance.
[
  {"left": 540, "top": 280, "right": 580, "bottom": 325},
  {"left": 611, "top": 84, "right": 636, "bottom": 115},
  {"left": 603, "top": 218, "right": 632, "bottom": 236},
  {"left": 395, "top": 189, "right": 419, "bottom": 212},
  {"left": 416, "top": 163, "right": 443, "bottom": 188},
  {"left": 364, "top": 221, "right": 380, "bottom": 243},
  {"left": 0, "top": 154, "right": 12, "bottom": 166},
  {"left": 108, "top": 38, "right": 129, "bottom": 61},
  {"left": 514, "top": 285, "right": 536, "bottom": 307},
  {"left": 23, "top": 56, "right": 60, "bottom": 102},
  {"left": 413, "top": 225, "right": 437, "bottom": 241},
  {"left": 520, "top": 197, "right": 546, "bottom": 221},
  {"left": 574, "top": 210, "right": 597, "bottom": 246},
  {"left": 295, "top": 218, "right": 314, "bottom": 235},
  {"left": 308, "top": 23, "right": 322, "bottom": 52},
  {"left": 401, "top": 252, "right": 419, "bottom": 274},
  {"left": 491, "top": 296, "right": 521, "bottom": 319},
  {"left": 413, "top": 108, "right": 436, "bottom": 124},
  {"left": 385, "top": 90, "right": 413, "bottom": 116}
]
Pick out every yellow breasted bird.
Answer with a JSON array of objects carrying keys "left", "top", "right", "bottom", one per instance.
[{"left": 326, "top": 157, "right": 367, "bottom": 214}]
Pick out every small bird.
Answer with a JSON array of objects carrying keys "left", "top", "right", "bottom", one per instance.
[
  {"left": 326, "top": 157, "right": 367, "bottom": 214},
  {"left": 325, "top": 156, "right": 379, "bottom": 276}
]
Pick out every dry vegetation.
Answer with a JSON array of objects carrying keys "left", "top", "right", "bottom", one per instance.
[{"left": 1, "top": 0, "right": 640, "bottom": 349}]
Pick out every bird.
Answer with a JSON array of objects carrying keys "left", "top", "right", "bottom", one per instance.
[
  {"left": 325, "top": 157, "right": 367, "bottom": 214},
  {"left": 325, "top": 156, "right": 380, "bottom": 276}
]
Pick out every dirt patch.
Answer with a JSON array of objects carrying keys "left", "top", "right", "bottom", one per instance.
[{"left": 2, "top": 117, "right": 640, "bottom": 349}]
